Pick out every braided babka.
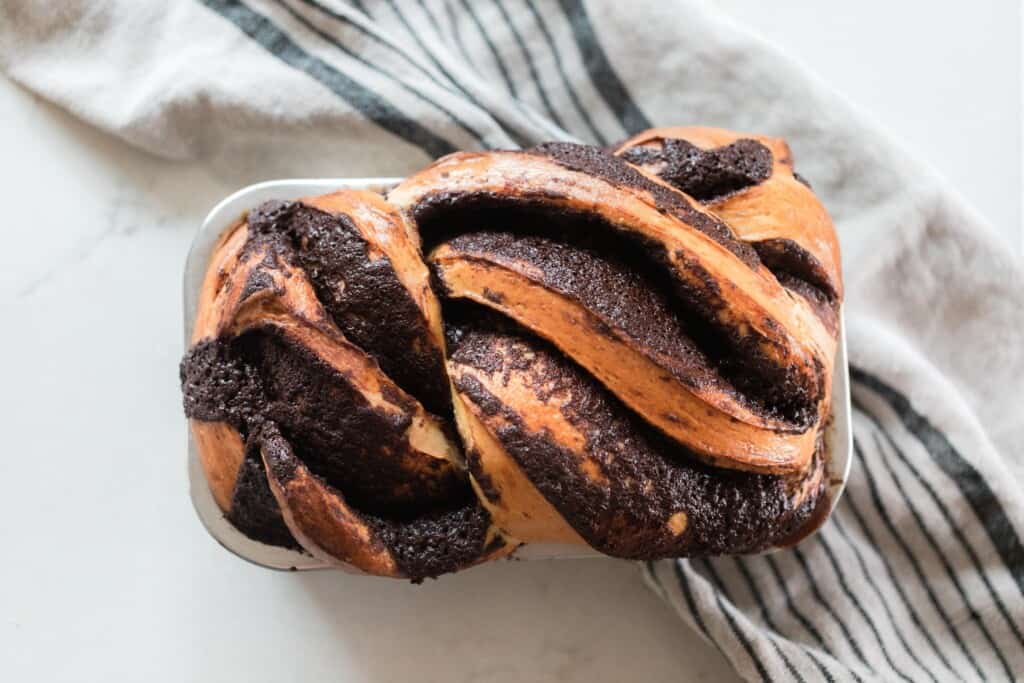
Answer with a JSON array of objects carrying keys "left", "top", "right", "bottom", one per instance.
[{"left": 181, "top": 128, "right": 842, "bottom": 581}]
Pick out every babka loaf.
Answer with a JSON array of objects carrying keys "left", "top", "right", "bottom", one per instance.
[{"left": 180, "top": 128, "right": 842, "bottom": 581}]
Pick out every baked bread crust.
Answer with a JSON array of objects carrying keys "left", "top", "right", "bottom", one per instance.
[{"left": 180, "top": 130, "right": 842, "bottom": 580}]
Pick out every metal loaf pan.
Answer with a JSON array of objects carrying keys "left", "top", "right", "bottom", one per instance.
[{"left": 184, "top": 179, "right": 853, "bottom": 571}]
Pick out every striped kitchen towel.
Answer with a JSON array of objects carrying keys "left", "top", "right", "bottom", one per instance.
[{"left": 2, "top": 1, "right": 1020, "bottom": 680}]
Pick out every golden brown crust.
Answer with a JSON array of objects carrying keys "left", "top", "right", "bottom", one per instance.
[
  {"left": 452, "top": 390, "right": 585, "bottom": 545},
  {"left": 260, "top": 429, "right": 401, "bottom": 576}
]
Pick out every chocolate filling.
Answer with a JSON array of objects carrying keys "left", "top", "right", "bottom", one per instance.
[
  {"left": 230, "top": 326, "right": 462, "bottom": 517},
  {"left": 181, "top": 325, "right": 469, "bottom": 521},
  {"left": 464, "top": 448, "right": 502, "bottom": 504},
  {"left": 182, "top": 326, "right": 496, "bottom": 571},
  {"left": 180, "top": 338, "right": 264, "bottom": 431},
  {"left": 227, "top": 430, "right": 301, "bottom": 549},
  {"left": 447, "top": 313, "right": 821, "bottom": 557},
  {"left": 259, "top": 424, "right": 494, "bottom": 581},
  {"left": 614, "top": 140, "right": 837, "bottom": 328},
  {"left": 409, "top": 145, "right": 823, "bottom": 420},
  {"left": 620, "top": 138, "right": 773, "bottom": 201},
  {"left": 752, "top": 238, "right": 839, "bottom": 333},
  {"left": 247, "top": 200, "right": 450, "bottom": 417},
  {"left": 366, "top": 502, "right": 498, "bottom": 583},
  {"left": 771, "top": 474, "right": 830, "bottom": 548},
  {"left": 443, "top": 231, "right": 715, "bottom": 381},
  {"left": 427, "top": 203, "right": 818, "bottom": 424},
  {"left": 440, "top": 229, "right": 814, "bottom": 424},
  {"left": 526, "top": 142, "right": 761, "bottom": 268},
  {"left": 183, "top": 199, "right": 501, "bottom": 571}
]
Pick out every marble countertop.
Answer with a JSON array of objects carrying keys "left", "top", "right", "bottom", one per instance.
[{"left": 1, "top": 2, "right": 1017, "bottom": 681}]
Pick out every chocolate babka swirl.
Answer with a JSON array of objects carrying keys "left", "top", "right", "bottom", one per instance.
[
  {"left": 181, "top": 128, "right": 842, "bottom": 580},
  {"left": 614, "top": 127, "right": 842, "bottom": 333}
]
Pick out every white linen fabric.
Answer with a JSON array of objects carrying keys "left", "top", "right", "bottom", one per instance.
[{"left": 3, "top": 1, "right": 1021, "bottom": 680}]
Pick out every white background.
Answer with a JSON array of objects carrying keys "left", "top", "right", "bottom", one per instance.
[
  {"left": 712, "top": 0, "right": 1021, "bottom": 251},
  {"left": 0, "top": 1, "right": 1019, "bottom": 682}
]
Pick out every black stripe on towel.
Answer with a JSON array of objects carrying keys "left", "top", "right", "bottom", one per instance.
[
  {"left": 864, "top": 395, "right": 1024, "bottom": 652},
  {"left": 762, "top": 554, "right": 836, "bottom": 657},
  {"left": 456, "top": 0, "right": 519, "bottom": 96},
  {"left": 379, "top": 0, "right": 493, "bottom": 118},
  {"left": 732, "top": 558, "right": 837, "bottom": 683},
  {"left": 698, "top": 559, "right": 789, "bottom": 683},
  {"left": 651, "top": 559, "right": 754, "bottom": 677},
  {"left": 520, "top": 0, "right": 608, "bottom": 144},
  {"left": 765, "top": 554, "right": 869, "bottom": 683},
  {"left": 412, "top": 0, "right": 447, "bottom": 38},
  {"left": 814, "top": 535, "right": 918, "bottom": 682},
  {"left": 442, "top": 0, "right": 475, "bottom": 73},
  {"left": 490, "top": 0, "right": 568, "bottom": 130},
  {"left": 553, "top": 0, "right": 651, "bottom": 134},
  {"left": 789, "top": 546, "right": 876, "bottom": 676},
  {"left": 854, "top": 371, "right": 1024, "bottom": 654},
  {"left": 298, "top": 0, "right": 531, "bottom": 148},
  {"left": 200, "top": 0, "right": 455, "bottom": 157},
  {"left": 343, "top": 0, "right": 369, "bottom": 15},
  {"left": 852, "top": 437, "right": 988, "bottom": 681},
  {"left": 671, "top": 559, "right": 731, "bottom": 661},
  {"left": 764, "top": 554, "right": 869, "bottom": 683},
  {"left": 271, "top": 0, "right": 492, "bottom": 148},
  {"left": 671, "top": 560, "right": 712, "bottom": 639},
  {"left": 389, "top": 0, "right": 551, "bottom": 147},
  {"left": 428, "top": 0, "right": 572, "bottom": 145},
  {"left": 829, "top": 512, "right": 951, "bottom": 681},
  {"left": 851, "top": 366, "right": 1024, "bottom": 599},
  {"left": 295, "top": 0, "right": 451, "bottom": 87},
  {"left": 866, "top": 428, "right": 1015, "bottom": 681}
]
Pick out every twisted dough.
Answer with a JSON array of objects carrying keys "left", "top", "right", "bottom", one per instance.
[{"left": 181, "top": 129, "right": 841, "bottom": 580}]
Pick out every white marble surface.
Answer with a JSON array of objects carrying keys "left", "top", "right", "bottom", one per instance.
[{"left": 0, "top": 2, "right": 1018, "bottom": 681}]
